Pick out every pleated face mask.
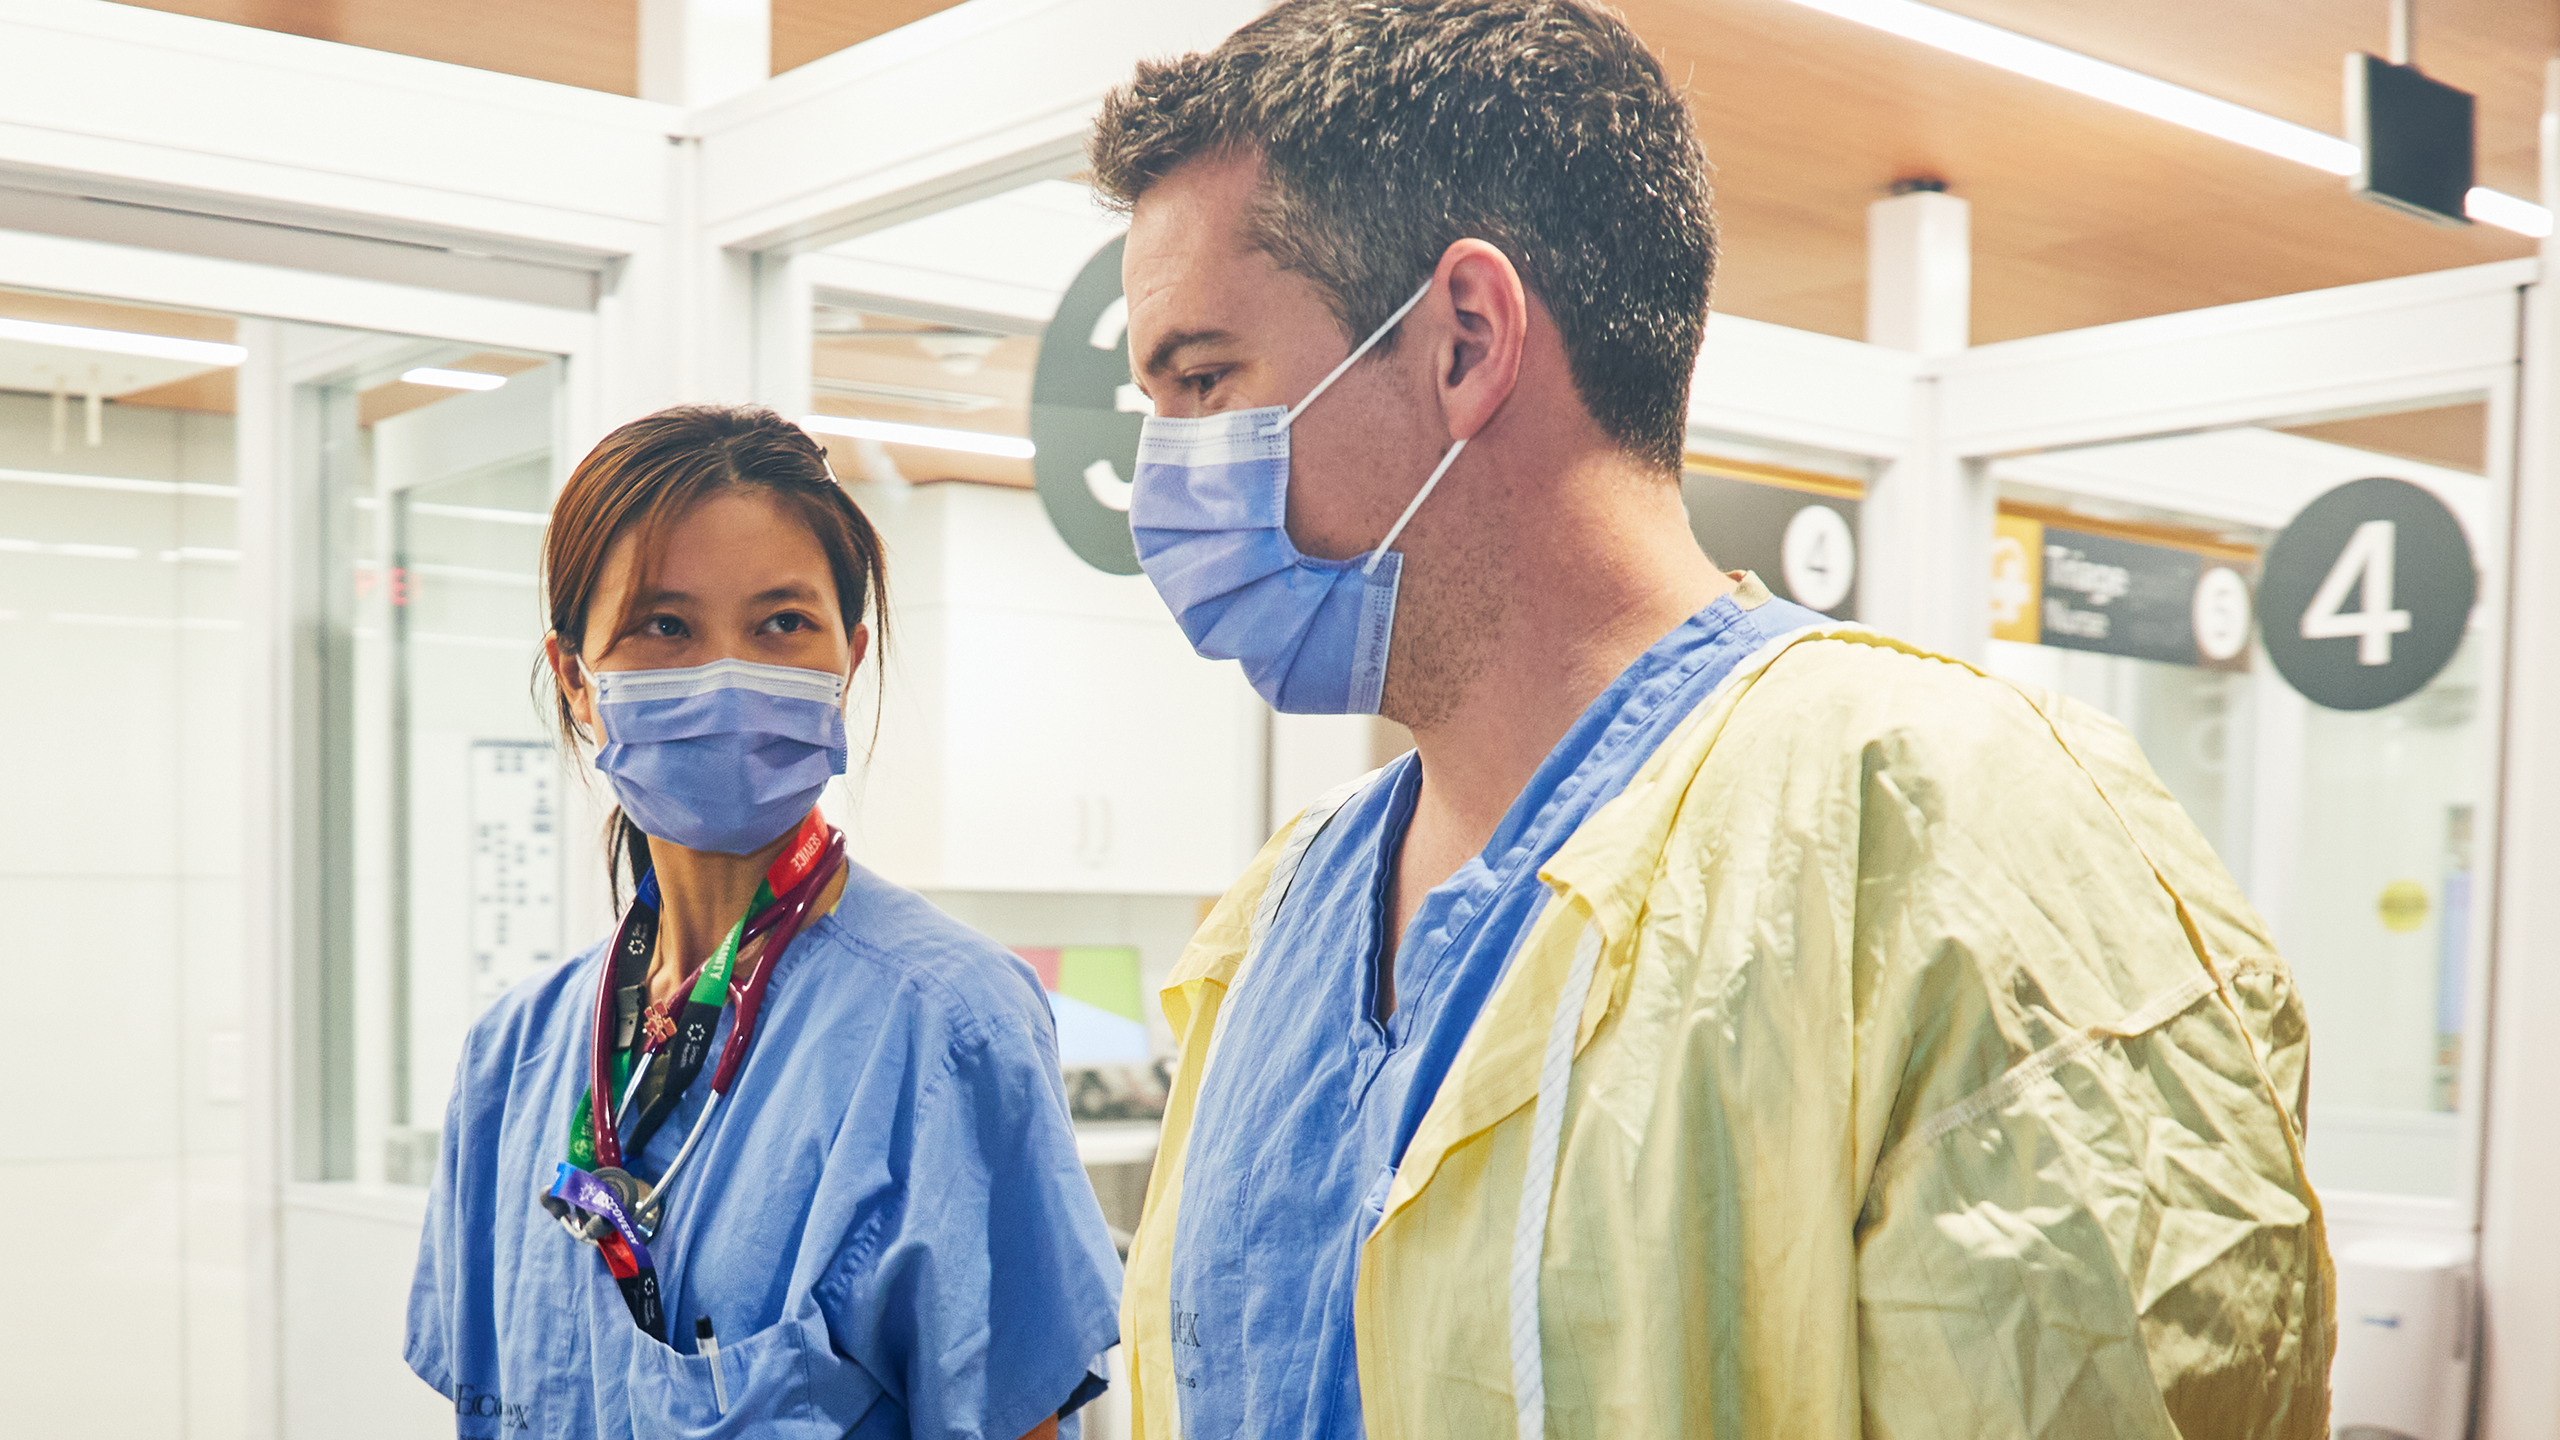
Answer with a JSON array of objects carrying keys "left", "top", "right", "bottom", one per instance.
[
  {"left": 1130, "top": 278, "right": 1469, "bottom": 716},
  {"left": 585, "top": 656, "right": 849, "bottom": 855}
]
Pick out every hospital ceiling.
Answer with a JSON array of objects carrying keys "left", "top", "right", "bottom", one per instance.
[{"left": 99, "top": 0, "right": 2558, "bottom": 345}]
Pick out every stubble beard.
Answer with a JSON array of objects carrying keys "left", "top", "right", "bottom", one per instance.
[{"left": 1378, "top": 521, "right": 1510, "bottom": 734}]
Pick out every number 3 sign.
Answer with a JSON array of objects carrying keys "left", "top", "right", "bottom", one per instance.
[{"left": 2259, "top": 476, "right": 2475, "bottom": 711}]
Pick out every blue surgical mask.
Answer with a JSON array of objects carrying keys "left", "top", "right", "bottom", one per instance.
[
  {"left": 584, "top": 656, "right": 849, "bottom": 856},
  {"left": 1130, "top": 279, "right": 1468, "bottom": 715}
]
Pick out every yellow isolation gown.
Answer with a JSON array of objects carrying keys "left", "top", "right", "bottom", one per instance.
[{"left": 1123, "top": 620, "right": 2332, "bottom": 1439}]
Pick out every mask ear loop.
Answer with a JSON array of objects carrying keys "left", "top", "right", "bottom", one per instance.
[
  {"left": 575, "top": 654, "right": 609, "bottom": 745},
  {"left": 1363, "top": 437, "right": 1468, "bottom": 576},
  {"left": 1276, "top": 277, "right": 1438, "bottom": 432}
]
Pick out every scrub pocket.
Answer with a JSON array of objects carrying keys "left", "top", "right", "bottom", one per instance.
[{"left": 628, "top": 1303, "right": 882, "bottom": 1438}]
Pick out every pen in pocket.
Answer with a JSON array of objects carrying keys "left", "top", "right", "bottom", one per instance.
[{"left": 697, "top": 1316, "right": 729, "bottom": 1415}]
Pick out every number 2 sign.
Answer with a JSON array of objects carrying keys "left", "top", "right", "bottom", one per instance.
[{"left": 2259, "top": 476, "right": 2475, "bottom": 711}]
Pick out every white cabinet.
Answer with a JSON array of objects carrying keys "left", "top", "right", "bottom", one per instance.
[{"left": 837, "top": 482, "right": 1264, "bottom": 894}]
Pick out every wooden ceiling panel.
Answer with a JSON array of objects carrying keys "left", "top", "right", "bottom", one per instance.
[
  {"left": 117, "top": 369, "right": 238, "bottom": 414},
  {"left": 0, "top": 288, "right": 238, "bottom": 344},
  {"left": 115, "top": 0, "right": 638, "bottom": 94},
  {"left": 1930, "top": 0, "right": 2555, "bottom": 198},
  {"left": 2282, "top": 401, "right": 2490, "bottom": 475},
  {"left": 1627, "top": 0, "right": 2538, "bottom": 343},
  {"left": 95, "top": 0, "right": 2545, "bottom": 350},
  {"left": 772, "top": 0, "right": 968, "bottom": 76}
]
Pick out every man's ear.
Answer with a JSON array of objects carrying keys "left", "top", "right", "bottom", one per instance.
[{"left": 1430, "top": 239, "right": 1528, "bottom": 443}]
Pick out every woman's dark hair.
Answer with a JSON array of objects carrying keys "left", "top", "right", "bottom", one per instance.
[{"left": 540, "top": 404, "right": 888, "bottom": 902}]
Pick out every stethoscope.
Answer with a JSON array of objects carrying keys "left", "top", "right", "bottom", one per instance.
[{"left": 543, "top": 818, "right": 845, "bottom": 1251}]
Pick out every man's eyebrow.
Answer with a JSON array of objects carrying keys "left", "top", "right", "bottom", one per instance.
[{"left": 1141, "top": 327, "right": 1238, "bottom": 385}]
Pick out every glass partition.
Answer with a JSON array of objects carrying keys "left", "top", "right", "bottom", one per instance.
[
  {"left": 0, "top": 283, "right": 249, "bottom": 1438},
  {"left": 300, "top": 336, "right": 565, "bottom": 1184},
  {"left": 1984, "top": 397, "right": 2500, "bottom": 1201}
]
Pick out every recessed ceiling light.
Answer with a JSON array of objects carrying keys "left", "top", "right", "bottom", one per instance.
[
  {"left": 401, "top": 367, "right": 509, "bottom": 391},
  {"left": 2466, "top": 187, "right": 2555, "bottom": 239},
  {"left": 799, "top": 414, "right": 1035, "bottom": 460},
  {"left": 1785, "top": 0, "right": 2551, "bottom": 237},
  {"left": 0, "top": 318, "right": 245, "bottom": 366}
]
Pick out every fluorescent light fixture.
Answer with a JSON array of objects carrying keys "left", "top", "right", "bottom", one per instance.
[
  {"left": 2467, "top": 187, "right": 2554, "bottom": 239},
  {"left": 401, "top": 367, "right": 509, "bottom": 391},
  {"left": 0, "top": 537, "right": 142, "bottom": 559},
  {"left": 1787, "top": 0, "right": 2360, "bottom": 173},
  {"left": 799, "top": 413, "right": 1036, "bottom": 460},
  {"left": 0, "top": 467, "right": 238, "bottom": 499},
  {"left": 1787, "top": 0, "right": 2558, "bottom": 239},
  {"left": 0, "top": 318, "right": 245, "bottom": 367},
  {"left": 408, "top": 501, "right": 549, "bottom": 527}
]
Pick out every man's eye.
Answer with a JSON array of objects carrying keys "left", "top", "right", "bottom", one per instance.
[{"left": 1187, "top": 370, "right": 1222, "bottom": 397}]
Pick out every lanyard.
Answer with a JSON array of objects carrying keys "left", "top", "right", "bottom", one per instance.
[{"left": 540, "top": 810, "right": 845, "bottom": 1339}]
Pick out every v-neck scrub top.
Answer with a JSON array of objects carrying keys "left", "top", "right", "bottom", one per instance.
[
  {"left": 406, "top": 859, "right": 1122, "bottom": 1440},
  {"left": 1165, "top": 586, "right": 1824, "bottom": 1439}
]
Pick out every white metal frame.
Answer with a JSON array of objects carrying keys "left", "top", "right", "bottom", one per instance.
[
  {"left": 1932, "top": 260, "right": 2542, "bottom": 1435},
  {"left": 1955, "top": 273, "right": 2521, "bottom": 1204}
]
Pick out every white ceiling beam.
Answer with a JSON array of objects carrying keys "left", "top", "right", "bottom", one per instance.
[
  {"left": 1936, "top": 259, "right": 2534, "bottom": 457},
  {"left": 690, "top": 0, "right": 1259, "bottom": 255},
  {"left": 0, "top": 0, "right": 677, "bottom": 258},
  {"left": 1689, "top": 315, "right": 1919, "bottom": 459},
  {"left": 640, "top": 0, "right": 770, "bottom": 109}
]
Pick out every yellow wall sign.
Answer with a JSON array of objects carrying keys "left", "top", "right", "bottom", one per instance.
[
  {"left": 2378, "top": 880, "right": 2432, "bottom": 934},
  {"left": 1989, "top": 512, "right": 2044, "bottom": 644}
]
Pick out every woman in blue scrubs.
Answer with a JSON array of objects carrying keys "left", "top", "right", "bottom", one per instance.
[{"left": 407, "top": 405, "right": 1120, "bottom": 1438}]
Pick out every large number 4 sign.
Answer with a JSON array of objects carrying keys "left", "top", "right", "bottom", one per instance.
[
  {"left": 2299, "top": 519, "right": 2414, "bottom": 667},
  {"left": 2260, "top": 477, "right": 2474, "bottom": 712}
]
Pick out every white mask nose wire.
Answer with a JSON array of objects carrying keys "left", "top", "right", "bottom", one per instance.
[
  {"left": 1277, "top": 277, "right": 1437, "bottom": 430},
  {"left": 1362, "top": 436, "right": 1467, "bottom": 576}
]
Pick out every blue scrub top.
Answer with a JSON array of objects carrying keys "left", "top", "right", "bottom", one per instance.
[
  {"left": 1167, "top": 590, "right": 1822, "bottom": 1439},
  {"left": 407, "top": 860, "right": 1122, "bottom": 1440}
]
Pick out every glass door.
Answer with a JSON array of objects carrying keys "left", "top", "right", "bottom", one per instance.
[
  {"left": 298, "top": 333, "right": 565, "bottom": 1185},
  {"left": 1981, "top": 394, "right": 2503, "bottom": 1203}
]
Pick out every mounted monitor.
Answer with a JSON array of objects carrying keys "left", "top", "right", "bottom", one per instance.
[{"left": 2346, "top": 52, "right": 2475, "bottom": 226}]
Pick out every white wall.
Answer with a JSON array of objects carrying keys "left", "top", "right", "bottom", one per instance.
[
  {"left": 840, "top": 480, "right": 1264, "bottom": 896},
  {"left": 0, "top": 393, "right": 247, "bottom": 1439},
  {"left": 281, "top": 1192, "right": 446, "bottom": 1438}
]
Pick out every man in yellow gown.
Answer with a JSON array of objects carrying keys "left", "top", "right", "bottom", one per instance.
[{"left": 1093, "top": 2, "right": 2334, "bottom": 1436}]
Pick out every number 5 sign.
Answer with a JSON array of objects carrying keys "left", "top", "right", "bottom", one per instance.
[{"left": 2259, "top": 476, "right": 2475, "bottom": 711}]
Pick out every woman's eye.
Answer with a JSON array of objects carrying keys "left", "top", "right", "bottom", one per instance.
[
  {"left": 763, "top": 612, "right": 813, "bottom": 634},
  {"left": 644, "top": 615, "right": 688, "bottom": 638}
]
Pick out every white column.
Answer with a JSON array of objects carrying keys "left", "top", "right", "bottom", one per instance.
[
  {"left": 639, "top": 0, "right": 770, "bottom": 108},
  {"left": 1866, "top": 184, "right": 1971, "bottom": 356},
  {"left": 628, "top": 0, "right": 768, "bottom": 416},
  {"left": 2475, "top": 56, "right": 2560, "bottom": 1440},
  {"left": 1860, "top": 182, "right": 1985, "bottom": 659},
  {"left": 233, "top": 316, "right": 290, "bottom": 1440},
  {"left": 752, "top": 249, "right": 815, "bottom": 416}
]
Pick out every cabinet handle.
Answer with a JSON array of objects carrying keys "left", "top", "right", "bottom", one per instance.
[{"left": 1073, "top": 794, "right": 1114, "bottom": 869}]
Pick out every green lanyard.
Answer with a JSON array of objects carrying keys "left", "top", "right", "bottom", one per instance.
[{"left": 541, "top": 812, "right": 841, "bottom": 1341}]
